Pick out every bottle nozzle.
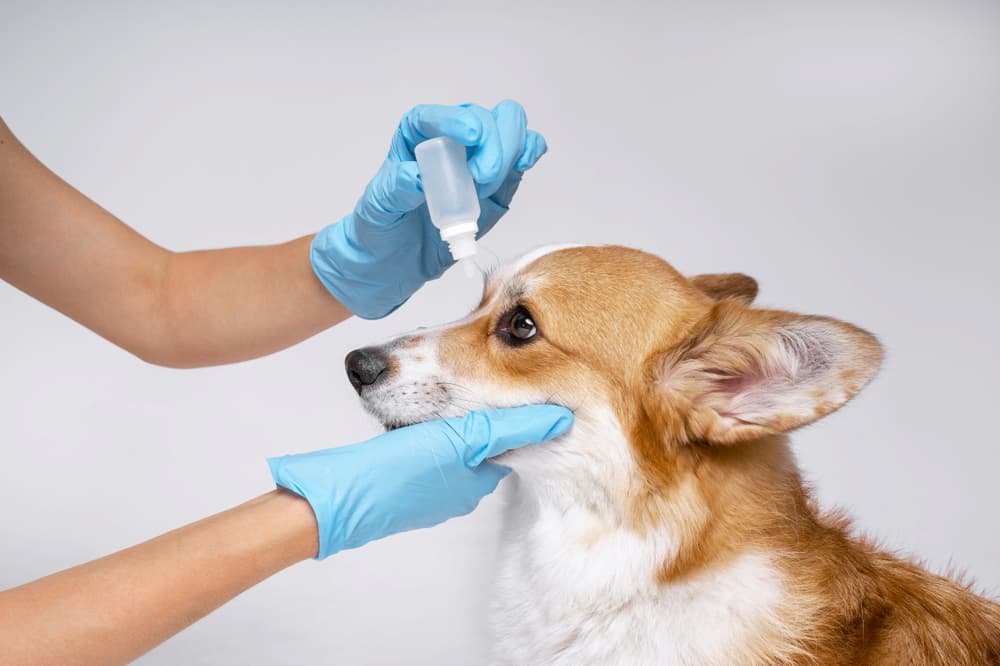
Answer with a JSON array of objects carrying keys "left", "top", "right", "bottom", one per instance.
[
  {"left": 438, "top": 220, "right": 478, "bottom": 260},
  {"left": 449, "top": 237, "right": 477, "bottom": 260}
]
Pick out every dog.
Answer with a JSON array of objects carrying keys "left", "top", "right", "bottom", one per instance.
[{"left": 344, "top": 245, "right": 1000, "bottom": 665}]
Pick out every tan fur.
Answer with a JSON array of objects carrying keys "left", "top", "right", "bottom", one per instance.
[
  {"left": 690, "top": 272, "right": 759, "bottom": 304},
  {"left": 424, "top": 246, "right": 1000, "bottom": 663}
]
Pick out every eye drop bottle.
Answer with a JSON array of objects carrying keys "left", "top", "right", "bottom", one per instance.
[{"left": 414, "top": 137, "right": 479, "bottom": 261}]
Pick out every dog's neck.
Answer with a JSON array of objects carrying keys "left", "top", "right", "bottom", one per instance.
[
  {"left": 500, "top": 404, "right": 804, "bottom": 577},
  {"left": 491, "top": 407, "right": 809, "bottom": 664}
]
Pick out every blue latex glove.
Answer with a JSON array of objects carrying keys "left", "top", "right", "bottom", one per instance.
[
  {"left": 311, "top": 100, "right": 548, "bottom": 319},
  {"left": 268, "top": 405, "right": 573, "bottom": 559}
]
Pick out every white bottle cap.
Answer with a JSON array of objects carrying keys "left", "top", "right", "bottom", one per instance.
[{"left": 439, "top": 220, "right": 478, "bottom": 260}]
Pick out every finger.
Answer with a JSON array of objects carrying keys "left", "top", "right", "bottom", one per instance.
[
  {"left": 515, "top": 129, "right": 548, "bottom": 171},
  {"left": 484, "top": 100, "right": 528, "bottom": 189},
  {"left": 473, "top": 461, "right": 513, "bottom": 494},
  {"left": 390, "top": 104, "right": 484, "bottom": 161},
  {"left": 462, "top": 104, "right": 504, "bottom": 185},
  {"left": 472, "top": 100, "right": 528, "bottom": 196},
  {"left": 456, "top": 405, "right": 574, "bottom": 467},
  {"left": 354, "top": 161, "right": 424, "bottom": 226}
]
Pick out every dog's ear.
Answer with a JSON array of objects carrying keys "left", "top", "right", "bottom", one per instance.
[
  {"left": 689, "top": 273, "right": 758, "bottom": 305},
  {"left": 648, "top": 300, "right": 882, "bottom": 445}
]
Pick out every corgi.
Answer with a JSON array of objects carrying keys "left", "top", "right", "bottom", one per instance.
[{"left": 344, "top": 245, "right": 1000, "bottom": 665}]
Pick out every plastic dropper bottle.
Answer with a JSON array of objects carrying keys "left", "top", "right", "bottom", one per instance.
[{"left": 414, "top": 137, "right": 480, "bottom": 261}]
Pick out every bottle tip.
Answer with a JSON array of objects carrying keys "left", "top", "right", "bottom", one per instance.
[{"left": 448, "top": 236, "right": 478, "bottom": 261}]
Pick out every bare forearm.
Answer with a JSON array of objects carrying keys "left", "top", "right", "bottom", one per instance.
[
  {"left": 0, "top": 490, "right": 318, "bottom": 666},
  {"left": 156, "top": 236, "right": 350, "bottom": 367},
  {"left": 0, "top": 118, "right": 349, "bottom": 368}
]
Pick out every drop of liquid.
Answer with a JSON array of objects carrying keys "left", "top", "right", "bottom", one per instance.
[{"left": 461, "top": 257, "right": 481, "bottom": 279}]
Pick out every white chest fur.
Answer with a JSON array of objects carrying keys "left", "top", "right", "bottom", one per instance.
[{"left": 488, "top": 412, "right": 786, "bottom": 665}]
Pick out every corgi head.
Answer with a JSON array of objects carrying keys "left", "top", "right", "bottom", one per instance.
[{"left": 345, "top": 245, "right": 882, "bottom": 571}]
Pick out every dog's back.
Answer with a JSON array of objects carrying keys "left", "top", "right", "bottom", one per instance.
[{"left": 788, "top": 511, "right": 1000, "bottom": 664}]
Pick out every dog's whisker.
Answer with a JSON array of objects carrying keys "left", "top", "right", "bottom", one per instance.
[
  {"left": 448, "top": 396, "right": 495, "bottom": 408},
  {"left": 437, "top": 381, "right": 481, "bottom": 394},
  {"left": 433, "top": 410, "right": 467, "bottom": 447}
]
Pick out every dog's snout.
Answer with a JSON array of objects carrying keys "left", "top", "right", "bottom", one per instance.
[{"left": 345, "top": 347, "right": 389, "bottom": 394}]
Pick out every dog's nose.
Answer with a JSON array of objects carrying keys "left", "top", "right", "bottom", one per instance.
[{"left": 345, "top": 347, "right": 389, "bottom": 394}]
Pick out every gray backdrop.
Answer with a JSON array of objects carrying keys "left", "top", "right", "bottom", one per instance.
[{"left": 2, "top": 1, "right": 998, "bottom": 664}]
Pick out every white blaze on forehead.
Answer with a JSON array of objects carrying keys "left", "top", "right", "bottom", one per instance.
[
  {"left": 477, "top": 244, "right": 586, "bottom": 311},
  {"left": 498, "top": 244, "right": 585, "bottom": 282}
]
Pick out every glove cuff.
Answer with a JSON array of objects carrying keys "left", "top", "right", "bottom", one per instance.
[
  {"left": 268, "top": 456, "right": 341, "bottom": 560},
  {"left": 310, "top": 218, "right": 410, "bottom": 320}
]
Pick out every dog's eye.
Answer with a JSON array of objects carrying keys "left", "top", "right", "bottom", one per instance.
[
  {"left": 512, "top": 311, "right": 537, "bottom": 339},
  {"left": 500, "top": 306, "right": 538, "bottom": 345}
]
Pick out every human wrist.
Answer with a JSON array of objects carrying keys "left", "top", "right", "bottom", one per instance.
[
  {"left": 309, "top": 217, "right": 411, "bottom": 320},
  {"left": 249, "top": 489, "right": 320, "bottom": 563},
  {"left": 268, "top": 453, "right": 344, "bottom": 559}
]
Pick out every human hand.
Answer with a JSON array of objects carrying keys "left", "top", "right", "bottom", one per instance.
[
  {"left": 267, "top": 405, "right": 573, "bottom": 559},
  {"left": 310, "top": 101, "right": 548, "bottom": 319}
]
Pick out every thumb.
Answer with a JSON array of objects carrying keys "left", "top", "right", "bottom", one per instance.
[
  {"left": 472, "top": 461, "right": 514, "bottom": 494},
  {"left": 355, "top": 161, "right": 424, "bottom": 226},
  {"left": 455, "top": 405, "right": 574, "bottom": 467}
]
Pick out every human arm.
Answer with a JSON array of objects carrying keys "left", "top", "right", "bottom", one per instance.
[
  {"left": 0, "top": 489, "right": 318, "bottom": 665},
  {"left": 0, "top": 117, "right": 349, "bottom": 367},
  {"left": 0, "top": 101, "right": 546, "bottom": 365},
  {"left": 0, "top": 406, "right": 572, "bottom": 664}
]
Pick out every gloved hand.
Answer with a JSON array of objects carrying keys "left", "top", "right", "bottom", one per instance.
[
  {"left": 268, "top": 405, "right": 573, "bottom": 559},
  {"left": 311, "top": 100, "right": 548, "bottom": 319}
]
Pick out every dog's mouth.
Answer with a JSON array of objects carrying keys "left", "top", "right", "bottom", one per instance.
[
  {"left": 371, "top": 409, "right": 423, "bottom": 432},
  {"left": 379, "top": 408, "right": 466, "bottom": 432},
  {"left": 360, "top": 380, "right": 478, "bottom": 433},
  {"left": 365, "top": 401, "right": 456, "bottom": 432},
  {"left": 382, "top": 419, "right": 412, "bottom": 432}
]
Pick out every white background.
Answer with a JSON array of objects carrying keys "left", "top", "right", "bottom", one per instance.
[{"left": 2, "top": 1, "right": 998, "bottom": 663}]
